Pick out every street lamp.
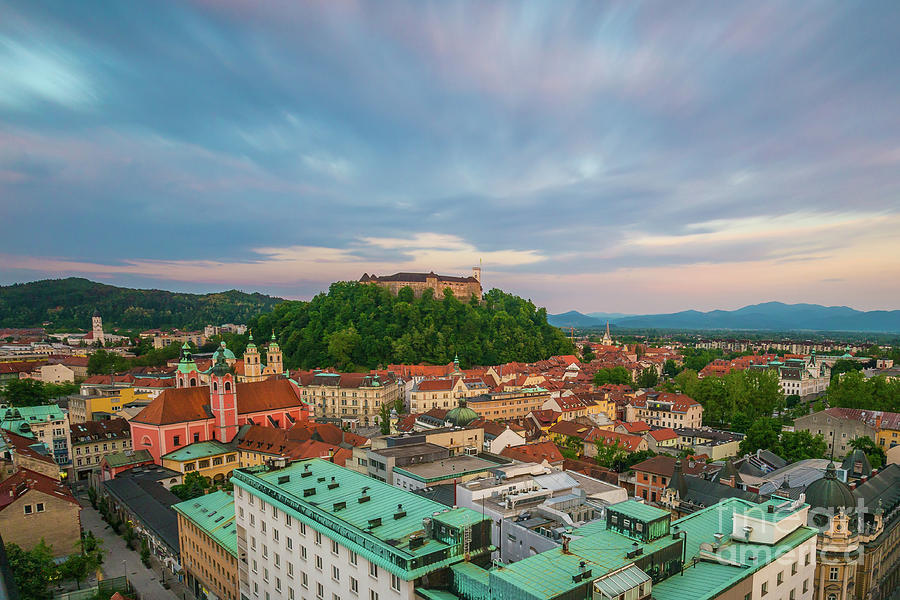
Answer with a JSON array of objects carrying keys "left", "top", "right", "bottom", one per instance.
[{"left": 122, "top": 559, "right": 127, "bottom": 577}]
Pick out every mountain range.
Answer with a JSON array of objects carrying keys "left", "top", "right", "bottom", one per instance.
[{"left": 548, "top": 302, "right": 900, "bottom": 333}]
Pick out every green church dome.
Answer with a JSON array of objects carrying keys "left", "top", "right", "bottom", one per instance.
[
  {"left": 806, "top": 462, "right": 856, "bottom": 513},
  {"left": 212, "top": 341, "right": 236, "bottom": 361},
  {"left": 445, "top": 398, "right": 478, "bottom": 427}
]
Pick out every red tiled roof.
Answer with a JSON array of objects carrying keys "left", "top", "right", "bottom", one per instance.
[
  {"left": 590, "top": 430, "right": 645, "bottom": 452},
  {"left": 70, "top": 418, "right": 131, "bottom": 443},
  {"left": 416, "top": 379, "right": 454, "bottom": 391},
  {"left": 500, "top": 441, "right": 563, "bottom": 465},
  {"left": 2, "top": 430, "right": 57, "bottom": 466},
  {"left": 0, "top": 468, "right": 80, "bottom": 511},
  {"left": 630, "top": 454, "right": 714, "bottom": 477},
  {"left": 616, "top": 421, "right": 650, "bottom": 434},
  {"left": 0, "top": 361, "right": 46, "bottom": 374},
  {"left": 631, "top": 393, "right": 700, "bottom": 412},
  {"left": 132, "top": 379, "right": 304, "bottom": 425},
  {"left": 647, "top": 428, "right": 679, "bottom": 442},
  {"left": 530, "top": 409, "right": 560, "bottom": 425}
]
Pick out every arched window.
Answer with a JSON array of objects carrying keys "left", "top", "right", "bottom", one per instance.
[
  {"left": 213, "top": 382, "right": 218, "bottom": 392},
  {"left": 189, "top": 377, "right": 196, "bottom": 387},
  {"left": 828, "top": 594, "right": 837, "bottom": 600},
  {"left": 141, "top": 435, "right": 151, "bottom": 447},
  {"left": 225, "top": 381, "right": 231, "bottom": 392}
]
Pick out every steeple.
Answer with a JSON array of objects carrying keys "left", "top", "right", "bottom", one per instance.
[
  {"left": 209, "top": 353, "right": 238, "bottom": 442},
  {"left": 453, "top": 353, "right": 461, "bottom": 375},
  {"left": 244, "top": 330, "right": 262, "bottom": 380},
  {"left": 267, "top": 330, "right": 283, "bottom": 375},
  {"left": 667, "top": 459, "right": 688, "bottom": 498},
  {"left": 175, "top": 342, "right": 200, "bottom": 388}
]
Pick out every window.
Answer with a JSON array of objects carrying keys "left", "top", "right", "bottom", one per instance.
[
  {"left": 777, "top": 572, "right": 783, "bottom": 585},
  {"left": 252, "top": 560, "right": 258, "bottom": 574},
  {"left": 290, "top": 589, "right": 295, "bottom": 600},
  {"left": 332, "top": 565, "right": 340, "bottom": 581},
  {"left": 349, "top": 551, "right": 357, "bottom": 566},
  {"left": 370, "top": 591, "right": 379, "bottom": 600},
  {"left": 789, "top": 589, "right": 795, "bottom": 600},
  {"left": 369, "top": 562, "right": 378, "bottom": 578},
  {"left": 315, "top": 531, "right": 322, "bottom": 545},
  {"left": 286, "top": 514, "right": 292, "bottom": 526},
  {"left": 23, "top": 505, "right": 32, "bottom": 515},
  {"left": 805, "top": 553, "right": 811, "bottom": 566},
  {"left": 332, "top": 539, "right": 339, "bottom": 555},
  {"left": 276, "top": 577, "right": 282, "bottom": 592},
  {"left": 301, "top": 573, "right": 308, "bottom": 589},
  {"left": 333, "top": 595, "right": 341, "bottom": 600},
  {"left": 264, "top": 568, "right": 269, "bottom": 582},
  {"left": 317, "top": 583, "right": 324, "bottom": 599},
  {"left": 251, "top": 536, "right": 256, "bottom": 550},
  {"left": 287, "top": 537, "right": 293, "bottom": 550},
  {"left": 761, "top": 582, "right": 768, "bottom": 596},
  {"left": 194, "top": 433, "right": 200, "bottom": 443},
  {"left": 262, "top": 544, "right": 268, "bottom": 558},
  {"left": 288, "top": 563, "right": 294, "bottom": 578},
  {"left": 316, "top": 556, "right": 323, "bottom": 570},
  {"left": 274, "top": 529, "right": 279, "bottom": 541},
  {"left": 350, "top": 577, "right": 358, "bottom": 595},
  {"left": 36, "top": 503, "right": 44, "bottom": 513},
  {"left": 830, "top": 567, "right": 839, "bottom": 581},
  {"left": 792, "top": 562, "right": 797, "bottom": 575},
  {"left": 262, "top": 521, "right": 266, "bottom": 533},
  {"left": 803, "top": 580, "right": 809, "bottom": 593},
  {"left": 391, "top": 574, "right": 401, "bottom": 591},
  {"left": 173, "top": 435, "right": 181, "bottom": 446},
  {"left": 300, "top": 523, "right": 306, "bottom": 535},
  {"left": 275, "top": 553, "right": 281, "bottom": 568},
  {"left": 301, "top": 547, "right": 307, "bottom": 560}
]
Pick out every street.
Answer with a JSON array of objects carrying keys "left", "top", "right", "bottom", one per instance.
[{"left": 78, "top": 500, "right": 186, "bottom": 600}]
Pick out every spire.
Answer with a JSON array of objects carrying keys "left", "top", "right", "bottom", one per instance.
[
  {"left": 246, "top": 330, "right": 256, "bottom": 349},
  {"left": 667, "top": 459, "right": 688, "bottom": 498}
]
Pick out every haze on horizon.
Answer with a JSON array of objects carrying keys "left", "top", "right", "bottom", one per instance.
[{"left": 1, "top": 1, "right": 898, "bottom": 315}]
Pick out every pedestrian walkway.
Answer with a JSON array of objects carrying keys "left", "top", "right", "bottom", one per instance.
[{"left": 78, "top": 500, "right": 185, "bottom": 600}]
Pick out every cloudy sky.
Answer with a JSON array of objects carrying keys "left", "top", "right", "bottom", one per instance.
[{"left": 1, "top": 1, "right": 899, "bottom": 314}]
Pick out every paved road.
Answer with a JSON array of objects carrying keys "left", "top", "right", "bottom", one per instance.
[{"left": 78, "top": 500, "right": 184, "bottom": 600}]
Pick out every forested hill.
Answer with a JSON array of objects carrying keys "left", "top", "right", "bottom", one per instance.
[
  {"left": 250, "top": 282, "right": 575, "bottom": 371},
  {"left": 0, "top": 278, "right": 282, "bottom": 330}
]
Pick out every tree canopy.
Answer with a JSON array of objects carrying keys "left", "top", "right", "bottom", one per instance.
[
  {"left": 250, "top": 283, "right": 574, "bottom": 370},
  {"left": 739, "top": 418, "right": 827, "bottom": 462},
  {"left": 673, "top": 368, "right": 784, "bottom": 432},
  {"left": 0, "top": 277, "right": 281, "bottom": 330},
  {"left": 1, "top": 379, "right": 78, "bottom": 406},
  {"left": 826, "top": 370, "right": 900, "bottom": 412},
  {"left": 592, "top": 367, "right": 633, "bottom": 387}
]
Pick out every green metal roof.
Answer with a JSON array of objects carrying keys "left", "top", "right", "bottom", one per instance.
[
  {"left": 162, "top": 440, "right": 234, "bottom": 462},
  {"left": 608, "top": 500, "right": 670, "bottom": 523},
  {"left": 485, "top": 521, "right": 681, "bottom": 600},
  {"left": 173, "top": 490, "right": 237, "bottom": 556},
  {"left": 651, "top": 561, "right": 749, "bottom": 600},
  {"left": 103, "top": 449, "right": 152, "bottom": 467},
  {"left": 232, "top": 459, "right": 490, "bottom": 580}
]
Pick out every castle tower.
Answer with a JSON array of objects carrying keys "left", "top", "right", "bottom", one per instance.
[
  {"left": 92, "top": 308, "right": 105, "bottom": 346},
  {"left": 209, "top": 354, "right": 238, "bottom": 442},
  {"left": 243, "top": 332, "right": 262, "bottom": 381},
  {"left": 175, "top": 342, "right": 201, "bottom": 388},
  {"left": 267, "top": 332, "right": 283, "bottom": 375},
  {"left": 472, "top": 265, "right": 481, "bottom": 283}
]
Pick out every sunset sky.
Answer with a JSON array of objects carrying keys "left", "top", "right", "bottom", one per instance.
[{"left": 1, "top": 1, "right": 899, "bottom": 314}]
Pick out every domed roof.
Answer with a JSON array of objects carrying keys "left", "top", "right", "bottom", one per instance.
[
  {"left": 212, "top": 341, "right": 236, "bottom": 361},
  {"left": 445, "top": 398, "right": 478, "bottom": 427},
  {"left": 806, "top": 462, "right": 856, "bottom": 512}
]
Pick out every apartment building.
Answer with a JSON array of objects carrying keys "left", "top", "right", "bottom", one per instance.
[
  {"left": 466, "top": 388, "right": 551, "bottom": 420},
  {"left": 174, "top": 490, "right": 239, "bottom": 600},
  {"left": 69, "top": 418, "right": 132, "bottom": 485},
  {"left": 232, "top": 458, "right": 492, "bottom": 600}
]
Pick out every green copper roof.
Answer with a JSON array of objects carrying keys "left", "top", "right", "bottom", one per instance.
[
  {"left": 733, "top": 496, "right": 808, "bottom": 523},
  {"left": 246, "top": 331, "right": 256, "bottom": 349},
  {"left": 1, "top": 405, "right": 65, "bottom": 437},
  {"left": 608, "top": 500, "right": 670, "bottom": 523},
  {"left": 173, "top": 490, "right": 237, "bottom": 557},
  {"left": 232, "top": 459, "right": 490, "bottom": 580},
  {"left": 162, "top": 440, "right": 234, "bottom": 462},
  {"left": 104, "top": 449, "right": 152, "bottom": 468},
  {"left": 212, "top": 342, "right": 236, "bottom": 361},
  {"left": 445, "top": 398, "right": 478, "bottom": 427}
]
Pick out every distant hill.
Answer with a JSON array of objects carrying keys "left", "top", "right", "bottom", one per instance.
[
  {"left": 611, "top": 302, "right": 900, "bottom": 333},
  {"left": 586, "top": 312, "right": 633, "bottom": 321},
  {"left": 548, "top": 311, "right": 607, "bottom": 328},
  {"left": 0, "top": 278, "right": 282, "bottom": 330}
]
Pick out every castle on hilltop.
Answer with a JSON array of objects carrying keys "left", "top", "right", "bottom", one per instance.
[{"left": 360, "top": 266, "right": 482, "bottom": 301}]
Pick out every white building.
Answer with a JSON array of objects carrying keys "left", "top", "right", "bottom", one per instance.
[{"left": 233, "top": 458, "right": 492, "bottom": 600}]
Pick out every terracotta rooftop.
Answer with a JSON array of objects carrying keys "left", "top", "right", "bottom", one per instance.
[
  {"left": 0, "top": 468, "right": 80, "bottom": 511},
  {"left": 500, "top": 441, "right": 563, "bottom": 465}
]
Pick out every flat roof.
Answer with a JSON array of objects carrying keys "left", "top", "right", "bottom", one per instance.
[
  {"left": 608, "top": 500, "right": 670, "bottom": 522},
  {"left": 393, "top": 456, "right": 500, "bottom": 483},
  {"left": 371, "top": 442, "right": 447, "bottom": 459},
  {"left": 173, "top": 490, "right": 237, "bottom": 556},
  {"left": 162, "top": 440, "right": 235, "bottom": 462},
  {"left": 232, "top": 459, "right": 488, "bottom": 579}
]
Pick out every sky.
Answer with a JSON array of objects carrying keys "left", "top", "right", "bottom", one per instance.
[{"left": 1, "top": 1, "right": 899, "bottom": 315}]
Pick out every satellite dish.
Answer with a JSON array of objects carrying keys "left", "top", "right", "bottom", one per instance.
[{"left": 699, "top": 542, "right": 715, "bottom": 553}]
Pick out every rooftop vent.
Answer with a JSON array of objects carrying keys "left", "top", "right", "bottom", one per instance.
[
  {"left": 303, "top": 487, "right": 316, "bottom": 497},
  {"left": 334, "top": 501, "right": 346, "bottom": 511},
  {"left": 368, "top": 517, "right": 382, "bottom": 528},
  {"left": 277, "top": 475, "right": 290, "bottom": 484}
]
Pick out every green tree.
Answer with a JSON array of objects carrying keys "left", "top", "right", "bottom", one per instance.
[
  {"left": 773, "top": 431, "right": 828, "bottom": 462},
  {"left": 739, "top": 418, "right": 781, "bottom": 456},
  {"left": 5, "top": 540, "right": 56, "bottom": 600},
  {"left": 378, "top": 403, "right": 391, "bottom": 435},
  {"left": 826, "top": 371, "right": 900, "bottom": 412},
  {"left": 662, "top": 359, "right": 680, "bottom": 378},
  {"left": 1, "top": 378, "right": 50, "bottom": 406},
  {"left": 593, "top": 440, "right": 630, "bottom": 471},
  {"left": 581, "top": 344, "right": 595, "bottom": 363},
  {"left": 87, "top": 349, "right": 129, "bottom": 375},
  {"left": 848, "top": 436, "right": 886, "bottom": 469},
  {"left": 140, "top": 538, "right": 151, "bottom": 567},
  {"left": 830, "top": 359, "right": 865, "bottom": 380},
  {"left": 327, "top": 327, "right": 362, "bottom": 371},
  {"left": 593, "top": 367, "right": 633, "bottom": 386},
  {"left": 170, "top": 472, "right": 211, "bottom": 501},
  {"left": 554, "top": 435, "right": 584, "bottom": 460},
  {"left": 637, "top": 367, "right": 659, "bottom": 389}
]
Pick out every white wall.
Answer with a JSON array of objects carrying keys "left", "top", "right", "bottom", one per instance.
[{"left": 235, "top": 486, "right": 415, "bottom": 600}]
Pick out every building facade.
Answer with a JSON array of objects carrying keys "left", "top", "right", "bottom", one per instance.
[
  {"left": 294, "top": 371, "right": 399, "bottom": 427},
  {"left": 232, "top": 459, "right": 492, "bottom": 600},
  {"left": 0, "top": 468, "right": 82, "bottom": 558},
  {"left": 360, "top": 267, "right": 482, "bottom": 301},
  {"left": 626, "top": 392, "right": 703, "bottom": 429},
  {"left": 69, "top": 418, "right": 132, "bottom": 485},
  {"left": 174, "top": 490, "right": 239, "bottom": 600}
]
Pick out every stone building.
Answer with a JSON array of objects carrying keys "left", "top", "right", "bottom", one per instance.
[
  {"left": 293, "top": 371, "right": 399, "bottom": 427},
  {"left": 794, "top": 409, "right": 878, "bottom": 458},
  {"left": 0, "top": 468, "right": 82, "bottom": 558},
  {"left": 359, "top": 266, "right": 482, "bottom": 301}
]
